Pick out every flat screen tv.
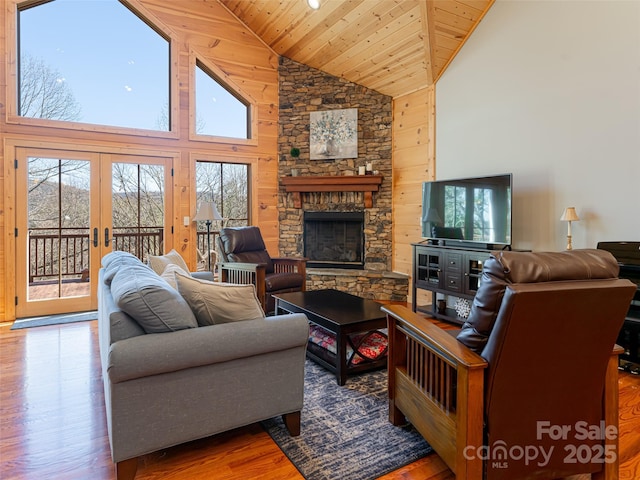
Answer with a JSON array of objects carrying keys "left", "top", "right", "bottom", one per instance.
[{"left": 422, "top": 173, "right": 512, "bottom": 249}]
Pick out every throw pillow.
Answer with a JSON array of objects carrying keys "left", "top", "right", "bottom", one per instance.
[
  {"left": 175, "top": 273, "right": 265, "bottom": 326},
  {"left": 111, "top": 263, "right": 197, "bottom": 333},
  {"left": 160, "top": 263, "right": 189, "bottom": 289},
  {"left": 102, "top": 251, "right": 147, "bottom": 286},
  {"left": 102, "top": 250, "right": 139, "bottom": 268},
  {"left": 148, "top": 249, "right": 190, "bottom": 276}
]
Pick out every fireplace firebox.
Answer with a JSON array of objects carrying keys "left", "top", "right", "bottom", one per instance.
[{"left": 303, "top": 212, "right": 365, "bottom": 269}]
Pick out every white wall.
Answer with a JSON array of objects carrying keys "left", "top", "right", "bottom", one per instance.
[{"left": 436, "top": 0, "right": 640, "bottom": 251}]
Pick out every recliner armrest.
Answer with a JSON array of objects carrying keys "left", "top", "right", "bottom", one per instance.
[
  {"left": 382, "top": 304, "right": 486, "bottom": 368},
  {"left": 219, "top": 261, "right": 267, "bottom": 270},
  {"left": 271, "top": 258, "right": 307, "bottom": 285},
  {"left": 382, "top": 304, "right": 487, "bottom": 477}
]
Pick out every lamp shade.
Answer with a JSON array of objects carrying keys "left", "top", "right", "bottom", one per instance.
[
  {"left": 424, "top": 208, "right": 442, "bottom": 224},
  {"left": 193, "top": 201, "right": 223, "bottom": 222},
  {"left": 560, "top": 207, "right": 580, "bottom": 222}
]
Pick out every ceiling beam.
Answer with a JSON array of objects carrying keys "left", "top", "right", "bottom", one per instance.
[{"left": 420, "top": 0, "right": 437, "bottom": 85}]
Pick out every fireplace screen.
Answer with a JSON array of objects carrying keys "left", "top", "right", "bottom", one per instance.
[{"left": 304, "top": 212, "right": 364, "bottom": 269}]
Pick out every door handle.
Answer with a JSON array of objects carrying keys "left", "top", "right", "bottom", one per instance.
[
  {"left": 93, "top": 228, "right": 98, "bottom": 247},
  {"left": 105, "top": 228, "right": 110, "bottom": 247}
]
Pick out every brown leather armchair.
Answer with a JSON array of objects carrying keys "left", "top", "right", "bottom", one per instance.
[
  {"left": 383, "top": 249, "right": 636, "bottom": 480},
  {"left": 217, "top": 226, "right": 307, "bottom": 313}
]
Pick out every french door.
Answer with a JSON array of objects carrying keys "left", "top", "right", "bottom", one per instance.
[{"left": 15, "top": 148, "right": 172, "bottom": 318}]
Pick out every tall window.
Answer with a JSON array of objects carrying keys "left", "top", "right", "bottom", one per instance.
[
  {"left": 18, "top": 0, "right": 170, "bottom": 131},
  {"left": 195, "top": 161, "right": 249, "bottom": 252},
  {"left": 195, "top": 61, "right": 249, "bottom": 139}
]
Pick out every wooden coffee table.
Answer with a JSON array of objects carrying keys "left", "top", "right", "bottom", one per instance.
[{"left": 274, "top": 289, "right": 388, "bottom": 385}]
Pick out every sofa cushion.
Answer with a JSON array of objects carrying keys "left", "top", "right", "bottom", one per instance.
[
  {"left": 110, "top": 310, "right": 146, "bottom": 342},
  {"left": 102, "top": 250, "right": 139, "bottom": 269},
  {"left": 111, "top": 263, "right": 197, "bottom": 333},
  {"left": 160, "top": 263, "right": 189, "bottom": 289},
  {"left": 102, "top": 251, "right": 147, "bottom": 285},
  {"left": 175, "top": 273, "right": 265, "bottom": 326},
  {"left": 148, "top": 249, "right": 190, "bottom": 276}
]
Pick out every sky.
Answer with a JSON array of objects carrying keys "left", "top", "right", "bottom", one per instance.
[{"left": 19, "top": 0, "right": 247, "bottom": 137}]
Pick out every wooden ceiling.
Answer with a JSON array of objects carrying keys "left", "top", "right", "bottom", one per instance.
[{"left": 219, "top": 0, "right": 495, "bottom": 98}]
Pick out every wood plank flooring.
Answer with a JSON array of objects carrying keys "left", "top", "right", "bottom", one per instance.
[{"left": 0, "top": 320, "right": 638, "bottom": 480}]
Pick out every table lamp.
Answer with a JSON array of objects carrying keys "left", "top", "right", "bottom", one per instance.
[
  {"left": 560, "top": 207, "right": 580, "bottom": 250},
  {"left": 194, "top": 201, "right": 223, "bottom": 271}
]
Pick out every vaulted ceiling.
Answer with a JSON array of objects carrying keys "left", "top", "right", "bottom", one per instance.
[{"left": 220, "top": 0, "right": 495, "bottom": 98}]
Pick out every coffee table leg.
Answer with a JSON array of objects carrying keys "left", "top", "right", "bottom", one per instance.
[{"left": 336, "top": 329, "right": 347, "bottom": 386}]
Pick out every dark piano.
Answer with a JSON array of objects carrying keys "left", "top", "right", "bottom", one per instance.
[{"left": 597, "top": 241, "right": 640, "bottom": 373}]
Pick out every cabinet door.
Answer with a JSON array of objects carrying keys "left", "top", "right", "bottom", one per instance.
[
  {"left": 415, "top": 247, "right": 442, "bottom": 289},
  {"left": 464, "top": 252, "right": 491, "bottom": 295}
]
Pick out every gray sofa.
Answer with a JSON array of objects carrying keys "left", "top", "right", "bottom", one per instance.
[{"left": 98, "top": 251, "right": 309, "bottom": 480}]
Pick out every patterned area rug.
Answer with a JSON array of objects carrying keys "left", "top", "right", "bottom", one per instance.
[{"left": 262, "top": 360, "right": 432, "bottom": 480}]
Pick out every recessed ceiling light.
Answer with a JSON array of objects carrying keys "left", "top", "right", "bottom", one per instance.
[{"left": 307, "top": 0, "right": 320, "bottom": 10}]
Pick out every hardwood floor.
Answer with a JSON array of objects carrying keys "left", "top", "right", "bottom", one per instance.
[{"left": 0, "top": 320, "right": 638, "bottom": 480}]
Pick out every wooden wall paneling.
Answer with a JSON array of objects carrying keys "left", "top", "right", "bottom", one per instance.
[
  {"left": 174, "top": 152, "right": 193, "bottom": 267},
  {"left": 1, "top": 152, "right": 11, "bottom": 323},
  {"left": 393, "top": 164, "right": 432, "bottom": 186},
  {"left": 254, "top": 154, "right": 279, "bottom": 254},
  {"left": 392, "top": 86, "right": 435, "bottom": 305},
  {"left": 1, "top": 0, "right": 11, "bottom": 322}
]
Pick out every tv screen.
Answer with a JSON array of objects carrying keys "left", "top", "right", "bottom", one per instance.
[{"left": 422, "top": 174, "right": 512, "bottom": 248}]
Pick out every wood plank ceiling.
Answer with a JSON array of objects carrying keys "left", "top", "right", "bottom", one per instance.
[{"left": 219, "top": 0, "right": 495, "bottom": 98}]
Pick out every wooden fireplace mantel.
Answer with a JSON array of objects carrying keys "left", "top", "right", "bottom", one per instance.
[{"left": 281, "top": 175, "right": 383, "bottom": 208}]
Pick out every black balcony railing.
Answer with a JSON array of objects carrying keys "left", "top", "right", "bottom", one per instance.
[
  {"left": 28, "top": 228, "right": 92, "bottom": 283},
  {"left": 111, "top": 227, "right": 164, "bottom": 264},
  {"left": 27, "top": 227, "right": 224, "bottom": 285},
  {"left": 196, "top": 230, "right": 221, "bottom": 257},
  {"left": 28, "top": 227, "right": 164, "bottom": 284}
]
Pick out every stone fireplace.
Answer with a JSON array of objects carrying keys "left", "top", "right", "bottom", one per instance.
[
  {"left": 277, "top": 56, "right": 408, "bottom": 302},
  {"left": 304, "top": 211, "right": 364, "bottom": 269}
]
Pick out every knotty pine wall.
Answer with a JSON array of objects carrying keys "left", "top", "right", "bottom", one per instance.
[
  {"left": 392, "top": 86, "right": 436, "bottom": 305},
  {"left": 0, "top": 0, "right": 279, "bottom": 321}
]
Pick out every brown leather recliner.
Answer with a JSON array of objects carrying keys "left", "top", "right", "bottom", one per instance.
[
  {"left": 217, "top": 226, "right": 307, "bottom": 313},
  {"left": 384, "top": 249, "right": 636, "bottom": 480}
]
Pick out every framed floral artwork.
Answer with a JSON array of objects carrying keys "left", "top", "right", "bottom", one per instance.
[{"left": 310, "top": 108, "right": 357, "bottom": 160}]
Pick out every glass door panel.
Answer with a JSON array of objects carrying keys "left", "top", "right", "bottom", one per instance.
[
  {"left": 15, "top": 149, "right": 100, "bottom": 318},
  {"left": 27, "top": 157, "right": 91, "bottom": 300},
  {"left": 110, "top": 160, "right": 167, "bottom": 263}
]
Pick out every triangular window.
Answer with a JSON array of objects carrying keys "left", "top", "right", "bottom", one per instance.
[
  {"left": 195, "top": 60, "right": 250, "bottom": 140},
  {"left": 18, "top": 0, "right": 170, "bottom": 131}
]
